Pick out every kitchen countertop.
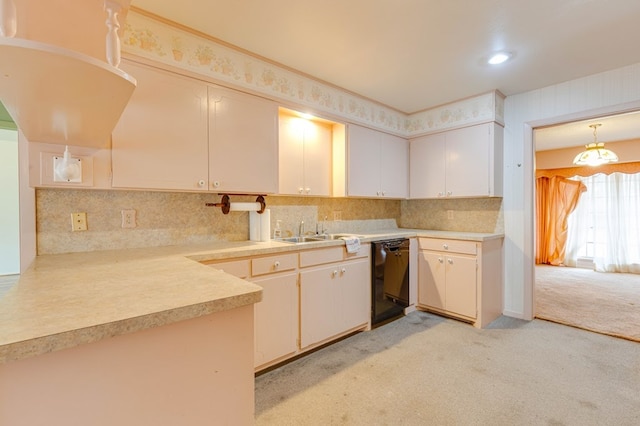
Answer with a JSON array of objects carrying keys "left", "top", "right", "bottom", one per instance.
[{"left": 0, "top": 228, "right": 502, "bottom": 364}]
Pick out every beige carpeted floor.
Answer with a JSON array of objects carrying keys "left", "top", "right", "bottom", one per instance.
[
  {"left": 255, "top": 311, "right": 640, "bottom": 425},
  {"left": 535, "top": 265, "right": 640, "bottom": 342}
]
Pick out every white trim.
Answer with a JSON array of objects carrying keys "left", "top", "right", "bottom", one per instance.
[
  {"left": 524, "top": 100, "right": 640, "bottom": 320},
  {"left": 502, "top": 310, "right": 527, "bottom": 320}
]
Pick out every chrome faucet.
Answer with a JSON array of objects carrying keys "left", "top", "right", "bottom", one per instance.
[
  {"left": 319, "top": 216, "right": 328, "bottom": 235},
  {"left": 298, "top": 219, "right": 304, "bottom": 237}
]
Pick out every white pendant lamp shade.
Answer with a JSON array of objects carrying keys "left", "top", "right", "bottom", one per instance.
[{"left": 573, "top": 124, "right": 619, "bottom": 166}]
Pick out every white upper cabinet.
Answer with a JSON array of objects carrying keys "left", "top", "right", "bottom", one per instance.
[
  {"left": 278, "top": 111, "right": 332, "bottom": 196},
  {"left": 112, "top": 60, "right": 278, "bottom": 194},
  {"left": 208, "top": 86, "right": 278, "bottom": 194},
  {"left": 347, "top": 124, "right": 408, "bottom": 198},
  {"left": 112, "top": 61, "right": 209, "bottom": 191},
  {"left": 409, "top": 132, "right": 446, "bottom": 198},
  {"left": 409, "top": 122, "right": 503, "bottom": 199}
]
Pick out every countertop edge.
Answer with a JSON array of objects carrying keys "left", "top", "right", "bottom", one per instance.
[
  {"left": 0, "top": 289, "right": 262, "bottom": 364},
  {"left": 0, "top": 228, "right": 502, "bottom": 364}
]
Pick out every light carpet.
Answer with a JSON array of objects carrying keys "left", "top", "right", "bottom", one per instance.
[
  {"left": 255, "top": 311, "right": 640, "bottom": 425},
  {"left": 535, "top": 264, "right": 640, "bottom": 342}
]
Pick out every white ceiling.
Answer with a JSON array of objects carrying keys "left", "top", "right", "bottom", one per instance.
[
  {"left": 535, "top": 111, "right": 640, "bottom": 151},
  {"left": 130, "top": 0, "right": 640, "bottom": 148}
]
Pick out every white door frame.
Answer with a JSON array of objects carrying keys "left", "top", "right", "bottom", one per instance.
[{"left": 524, "top": 100, "right": 640, "bottom": 318}]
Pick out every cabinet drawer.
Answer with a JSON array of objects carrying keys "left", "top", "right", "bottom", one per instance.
[
  {"left": 419, "top": 238, "right": 477, "bottom": 255},
  {"left": 207, "top": 259, "right": 250, "bottom": 278},
  {"left": 252, "top": 253, "right": 298, "bottom": 276},
  {"left": 299, "top": 247, "right": 344, "bottom": 268}
]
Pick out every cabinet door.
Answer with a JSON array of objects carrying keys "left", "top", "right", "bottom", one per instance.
[
  {"left": 418, "top": 251, "right": 446, "bottom": 309},
  {"left": 410, "top": 133, "right": 446, "bottom": 198},
  {"left": 278, "top": 114, "right": 305, "bottom": 195},
  {"left": 445, "top": 124, "right": 490, "bottom": 197},
  {"left": 112, "top": 61, "right": 209, "bottom": 190},
  {"left": 339, "top": 258, "right": 371, "bottom": 330},
  {"left": 209, "top": 86, "right": 278, "bottom": 194},
  {"left": 252, "top": 272, "right": 298, "bottom": 368},
  {"left": 303, "top": 121, "right": 332, "bottom": 196},
  {"left": 347, "top": 124, "right": 380, "bottom": 197},
  {"left": 445, "top": 254, "right": 477, "bottom": 318},
  {"left": 278, "top": 115, "right": 332, "bottom": 196},
  {"left": 379, "top": 133, "right": 408, "bottom": 198},
  {"left": 300, "top": 265, "right": 341, "bottom": 348}
]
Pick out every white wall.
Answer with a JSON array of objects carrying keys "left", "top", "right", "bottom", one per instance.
[
  {"left": 0, "top": 129, "right": 20, "bottom": 275},
  {"left": 503, "top": 62, "right": 640, "bottom": 319}
]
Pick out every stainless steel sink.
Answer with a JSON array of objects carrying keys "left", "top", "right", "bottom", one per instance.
[
  {"left": 324, "top": 233, "right": 365, "bottom": 240},
  {"left": 274, "top": 236, "right": 327, "bottom": 244},
  {"left": 274, "top": 234, "right": 365, "bottom": 244}
]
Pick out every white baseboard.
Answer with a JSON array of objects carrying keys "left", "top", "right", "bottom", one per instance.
[
  {"left": 502, "top": 310, "right": 529, "bottom": 320},
  {"left": 576, "top": 258, "right": 595, "bottom": 270}
]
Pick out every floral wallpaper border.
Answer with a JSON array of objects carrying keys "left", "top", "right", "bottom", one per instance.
[{"left": 122, "top": 10, "right": 503, "bottom": 137}]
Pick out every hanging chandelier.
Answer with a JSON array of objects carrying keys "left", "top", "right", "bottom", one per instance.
[{"left": 572, "top": 123, "right": 619, "bottom": 166}]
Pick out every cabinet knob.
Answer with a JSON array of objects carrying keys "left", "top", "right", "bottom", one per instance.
[
  {"left": 197, "top": 180, "right": 206, "bottom": 188},
  {"left": 438, "top": 192, "right": 444, "bottom": 197},
  {"left": 305, "top": 187, "right": 311, "bottom": 194},
  {"left": 331, "top": 270, "right": 338, "bottom": 278},
  {"left": 341, "top": 267, "right": 347, "bottom": 274},
  {"left": 438, "top": 257, "right": 444, "bottom": 263},
  {"left": 381, "top": 191, "right": 386, "bottom": 196},
  {"left": 376, "top": 191, "right": 381, "bottom": 196},
  {"left": 447, "top": 258, "right": 453, "bottom": 264},
  {"left": 447, "top": 191, "right": 452, "bottom": 196},
  {"left": 274, "top": 261, "right": 280, "bottom": 269},
  {"left": 443, "top": 244, "right": 448, "bottom": 250},
  {"left": 212, "top": 181, "right": 221, "bottom": 188},
  {"left": 298, "top": 187, "right": 304, "bottom": 193}
]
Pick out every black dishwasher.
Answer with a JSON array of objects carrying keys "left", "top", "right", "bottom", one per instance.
[{"left": 372, "top": 238, "right": 410, "bottom": 326}]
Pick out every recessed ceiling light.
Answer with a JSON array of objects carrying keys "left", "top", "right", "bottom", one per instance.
[{"left": 488, "top": 52, "right": 511, "bottom": 65}]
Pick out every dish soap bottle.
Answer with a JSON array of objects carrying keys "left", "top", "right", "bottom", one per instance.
[{"left": 273, "top": 220, "right": 282, "bottom": 239}]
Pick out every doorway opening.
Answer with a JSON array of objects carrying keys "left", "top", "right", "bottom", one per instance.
[
  {"left": 532, "top": 111, "right": 640, "bottom": 341},
  {"left": 0, "top": 128, "right": 20, "bottom": 297}
]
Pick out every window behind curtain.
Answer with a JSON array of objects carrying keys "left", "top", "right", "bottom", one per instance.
[{"left": 566, "top": 172, "right": 640, "bottom": 273}]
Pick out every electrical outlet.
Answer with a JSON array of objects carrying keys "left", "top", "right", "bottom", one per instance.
[
  {"left": 333, "top": 211, "right": 342, "bottom": 221},
  {"left": 121, "top": 209, "right": 137, "bottom": 228},
  {"left": 71, "top": 212, "right": 88, "bottom": 231},
  {"left": 447, "top": 210, "right": 454, "bottom": 220}
]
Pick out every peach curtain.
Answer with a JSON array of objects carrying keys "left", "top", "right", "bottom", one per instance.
[{"left": 536, "top": 176, "right": 586, "bottom": 265}]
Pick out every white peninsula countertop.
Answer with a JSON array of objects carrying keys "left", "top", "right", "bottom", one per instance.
[{"left": 0, "top": 228, "right": 502, "bottom": 364}]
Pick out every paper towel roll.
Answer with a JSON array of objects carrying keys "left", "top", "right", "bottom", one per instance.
[
  {"left": 250, "top": 209, "right": 271, "bottom": 242},
  {"left": 229, "top": 202, "right": 261, "bottom": 212},
  {"left": 249, "top": 211, "right": 261, "bottom": 241},
  {"left": 260, "top": 209, "right": 270, "bottom": 242}
]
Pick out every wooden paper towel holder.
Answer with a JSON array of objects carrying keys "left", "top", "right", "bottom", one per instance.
[{"left": 206, "top": 194, "right": 266, "bottom": 215}]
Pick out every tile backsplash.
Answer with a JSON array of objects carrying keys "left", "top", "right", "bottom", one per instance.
[
  {"left": 400, "top": 198, "right": 503, "bottom": 233},
  {"left": 36, "top": 189, "right": 502, "bottom": 255}
]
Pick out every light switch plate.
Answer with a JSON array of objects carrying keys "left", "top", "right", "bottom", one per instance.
[{"left": 71, "top": 212, "right": 88, "bottom": 231}]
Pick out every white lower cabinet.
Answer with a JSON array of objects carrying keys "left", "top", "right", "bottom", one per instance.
[
  {"left": 299, "top": 257, "right": 370, "bottom": 348},
  {"left": 252, "top": 272, "right": 298, "bottom": 369},
  {"left": 204, "top": 244, "right": 371, "bottom": 371},
  {"left": 417, "top": 237, "right": 503, "bottom": 328},
  {"left": 419, "top": 249, "right": 477, "bottom": 318},
  {"left": 205, "top": 254, "right": 298, "bottom": 370}
]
